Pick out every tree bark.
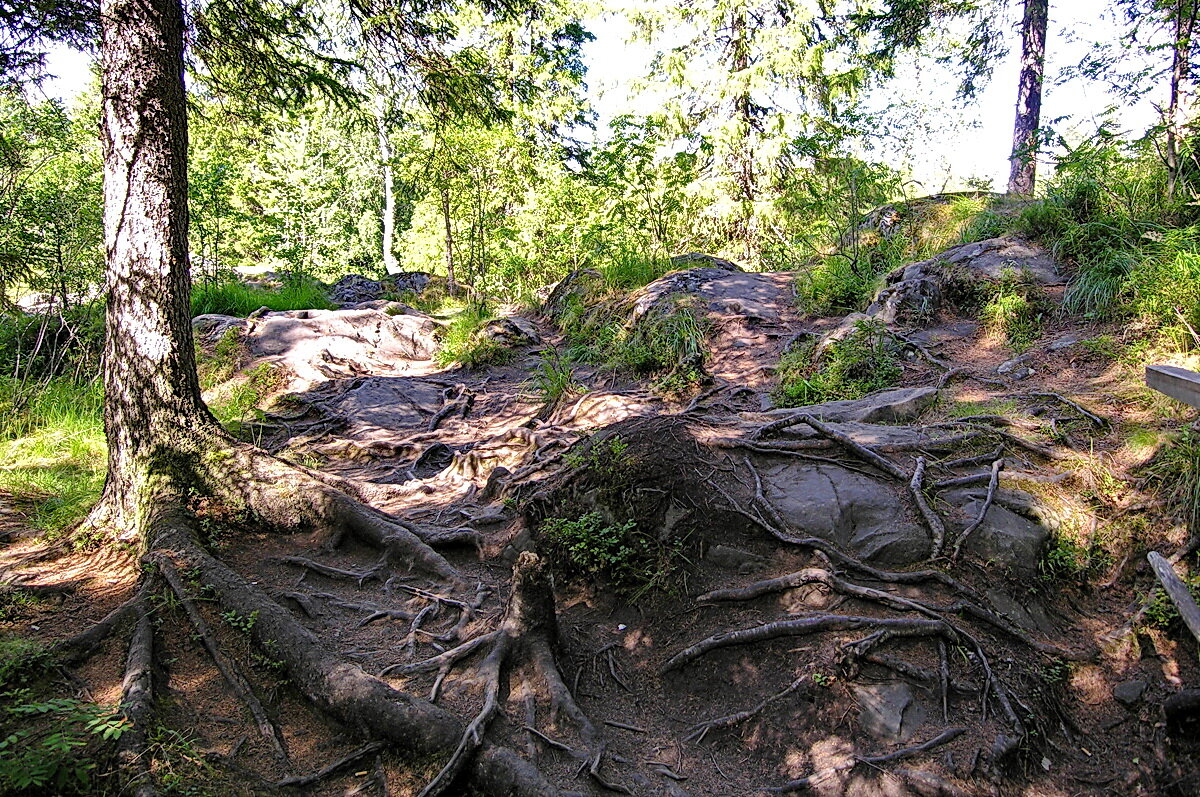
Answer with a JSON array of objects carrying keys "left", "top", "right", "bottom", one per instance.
[
  {"left": 375, "top": 94, "right": 399, "bottom": 275},
  {"left": 94, "top": 0, "right": 214, "bottom": 537},
  {"left": 1007, "top": 0, "right": 1048, "bottom": 196},
  {"left": 1166, "top": 0, "right": 1198, "bottom": 201},
  {"left": 441, "top": 184, "right": 458, "bottom": 295}
]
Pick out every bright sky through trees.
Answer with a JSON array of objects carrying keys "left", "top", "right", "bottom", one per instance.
[{"left": 39, "top": 2, "right": 1157, "bottom": 193}]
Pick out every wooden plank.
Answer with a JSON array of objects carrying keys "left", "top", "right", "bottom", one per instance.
[
  {"left": 1148, "top": 551, "right": 1200, "bottom": 648},
  {"left": 1146, "top": 365, "right": 1200, "bottom": 409}
]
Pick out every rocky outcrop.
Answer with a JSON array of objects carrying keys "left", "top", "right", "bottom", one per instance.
[
  {"left": 868, "top": 236, "right": 1063, "bottom": 324},
  {"left": 327, "top": 272, "right": 435, "bottom": 306}
]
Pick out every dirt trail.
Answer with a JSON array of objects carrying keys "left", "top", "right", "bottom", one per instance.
[{"left": 4, "top": 249, "right": 1200, "bottom": 795}]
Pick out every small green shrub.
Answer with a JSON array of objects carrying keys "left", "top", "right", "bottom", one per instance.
[
  {"left": 434, "top": 304, "right": 513, "bottom": 369},
  {"left": 532, "top": 350, "right": 582, "bottom": 403},
  {"left": 0, "top": 637, "right": 49, "bottom": 689},
  {"left": 196, "top": 328, "right": 245, "bottom": 390},
  {"left": 0, "top": 691, "right": 127, "bottom": 793},
  {"left": 793, "top": 259, "right": 879, "bottom": 316},
  {"left": 208, "top": 362, "right": 284, "bottom": 434},
  {"left": 774, "top": 318, "right": 901, "bottom": 407},
  {"left": 540, "top": 512, "right": 683, "bottom": 598},
  {"left": 1039, "top": 532, "right": 1109, "bottom": 583},
  {"left": 980, "top": 269, "right": 1046, "bottom": 352},
  {"left": 1145, "top": 568, "right": 1200, "bottom": 629}
]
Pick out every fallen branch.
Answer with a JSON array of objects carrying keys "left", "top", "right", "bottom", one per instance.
[
  {"left": 685, "top": 676, "right": 809, "bottom": 742},
  {"left": 276, "top": 742, "right": 385, "bottom": 788},
  {"left": 1148, "top": 551, "right": 1200, "bottom": 648},
  {"left": 1029, "top": 392, "right": 1108, "bottom": 428}
]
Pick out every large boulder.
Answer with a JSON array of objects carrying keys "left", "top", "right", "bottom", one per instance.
[
  {"left": 245, "top": 307, "right": 440, "bottom": 384},
  {"left": 328, "top": 272, "right": 436, "bottom": 306},
  {"left": 868, "top": 235, "right": 1063, "bottom": 324}
]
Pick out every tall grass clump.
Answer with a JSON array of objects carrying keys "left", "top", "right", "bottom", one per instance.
[
  {"left": 774, "top": 318, "right": 900, "bottom": 406},
  {"left": 191, "top": 275, "right": 332, "bottom": 317},
  {"left": 599, "top": 251, "right": 673, "bottom": 289},
  {"left": 0, "top": 376, "right": 105, "bottom": 537},
  {"left": 434, "top": 303, "right": 512, "bottom": 368}
]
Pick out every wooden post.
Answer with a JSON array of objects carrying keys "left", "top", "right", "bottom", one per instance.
[
  {"left": 1146, "top": 365, "right": 1200, "bottom": 409},
  {"left": 1148, "top": 551, "right": 1200, "bottom": 648}
]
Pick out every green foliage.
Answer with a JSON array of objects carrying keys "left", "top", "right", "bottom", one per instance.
[
  {"left": 196, "top": 328, "right": 245, "bottom": 390},
  {"left": 0, "top": 690, "right": 127, "bottom": 793},
  {"left": 0, "top": 638, "right": 49, "bottom": 689},
  {"left": 774, "top": 318, "right": 900, "bottom": 407},
  {"left": 793, "top": 258, "right": 879, "bottom": 316},
  {"left": 1139, "top": 427, "right": 1200, "bottom": 532},
  {"left": 434, "top": 304, "right": 513, "bottom": 368},
  {"left": 220, "top": 609, "right": 259, "bottom": 635},
  {"left": 540, "top": 512, "right": 683, "bottom": 598},
  {"left": 190, "top": 275, "right": 332, "bottom": 317},
  {"left": 1039, "top": 532, "right": 1108, "bottom": 583},
  {"left": 208, "top": 363, "right": 285, "bottom": 435},
  {"left": 980, "top": 269, "right": 1046, "bottom": 352},
  {"left": 1145, "top": 567, "right": 1200, "bottom": 630},
  {"left": 0, "top": 376, "right": 105, "bottom": 536},
  {"left": 531, "top": 350, "right": 582, "bottom": 403}
]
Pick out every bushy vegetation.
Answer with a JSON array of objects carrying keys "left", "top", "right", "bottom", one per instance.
[
  {"left": 190, "top": 275, "right": 332, "bottom": 317},
  {"left": 0, "top": 376, "right": 105, "bottom": 537},
  {"left": 980, "top": 268, "right": 1048, "bottom": 353},
  {"left": 774, "top": 318, "right": 901, "bottom": 406}
]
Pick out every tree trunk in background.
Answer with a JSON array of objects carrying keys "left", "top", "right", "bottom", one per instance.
[
  {"left": 729, "top": 4, "right": 757, "bottom": 259},
  {"left": 94, "top": 0, "right": 212, "bottom": 535},
  {"left": 1007, "top": 0, "right": 1048, "bottom": 195},
  {"left": 441, "top": 185, "right": 458, "bottom": 294},
  {"left": 375, "top": 96, "right": 398, "bottom": 274},
  {"left": 1166, "top": 0, "right": 1198, "bottom": 200}
]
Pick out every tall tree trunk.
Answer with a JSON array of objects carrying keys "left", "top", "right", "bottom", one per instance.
[
  {"left": 94, "top": 0, "right": 212, "bottom": 535},
  {"left": 375, "top": 96, "right": 398, "bottom": 274},
  {"left": 441, "top": 184, "right": 458, "bottom": 295},
  {"left": 1167, "top": 0, "right": 1198, "bottom": 201},
  {"left": 729, "top": 4, "right": 757, "bottom": 258},
  {"left": 1007, "top": 0, "right": 1048, "bottom": 195}
]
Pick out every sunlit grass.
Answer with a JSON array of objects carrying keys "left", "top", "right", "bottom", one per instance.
[
  {"left": 191, "top": 277, "right": 332, "bottom": 317},
  {"left": 0, "top": 377, "right": 105, "bottom": 536}
]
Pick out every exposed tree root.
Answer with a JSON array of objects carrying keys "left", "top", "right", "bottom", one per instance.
[
  {"left": 145, "top": 499, "right": 561, "bottom": 796},
  {"left": 276, "top": 741, "right": 385, "bottom": 788},
  {"left": 117, "top": 599, "right": 157, "bottom": 797},
  {"left": 909, "top": 456, "right": 946, "bottom": 556},
  {"left": 685, "top": 675, "right": 810, "bottom": 742},
  {"left": 55, "top": 579, "right": 153, "bottom": 665},
  {"left": 951, "top": 457, "right": 1003, "bottom": 561},
  {"left": 758, "top": 727, "right": 966, "bottom": 794},
  {"left": 157, "top": 557, "right": 291, "bottom": 766}
]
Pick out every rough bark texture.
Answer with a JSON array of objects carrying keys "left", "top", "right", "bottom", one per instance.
[
  {"left": 1007, "top": 0, "right": 1048, "bottom": 196},
  {"left": 94, "top": 0, "right": 212, "bottom": 536}
]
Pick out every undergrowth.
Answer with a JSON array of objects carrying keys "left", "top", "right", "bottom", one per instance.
[
  {"left": 774, "top": 318, "right": 900, "bottom": 406},
  {"left": 0, "top": 376, "right": 105, "bottom": 537},
  {"left": 980, "top": 268, "right": 1048, "bottom": 353},
  {"left": 191, "top": 275, "right": 332, "bottom": 317},
  {"left": 434, "top": 304, "right": 513, "bottom": 368}
]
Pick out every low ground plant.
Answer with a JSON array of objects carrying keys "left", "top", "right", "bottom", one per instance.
[
  {"left": 980, "top": 269, "right": 1047, "bottom": 352},
  {"left": 191, "top": 275, "right": 331, "bottom": 317},
  {"left": 774, "top": 318, "right": 900, "bottom": 406},
  {"left": 434, "top": 303, "right": 513, "bottom": 368}
]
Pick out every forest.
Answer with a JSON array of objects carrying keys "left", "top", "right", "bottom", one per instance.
[{"left": 3, "top": 0, "right": 1200, "bottom": 794}]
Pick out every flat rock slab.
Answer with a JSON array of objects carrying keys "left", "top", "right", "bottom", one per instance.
[
  {"left": 762, "top": 387, "right": 939, "bottom": 425},
  {"left": 244, "top": 308, "right": 440, "bottom": 384},
  {"left": 854, "top": 682, "right": 922, "bottom": 741},
  {"left": 761, "top": 460, "right": 930, "bottom": 566},
  {"left": 946, "top": 488, "right": 1049, "bottom": 575}
]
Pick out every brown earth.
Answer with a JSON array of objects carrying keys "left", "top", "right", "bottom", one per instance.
[{"left": 3, "top": 248, "right": 1200, "bottom": 796}]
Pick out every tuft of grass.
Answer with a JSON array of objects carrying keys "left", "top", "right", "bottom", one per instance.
[
  {"left": 774, "top": 318, "right": 900, "bottom": 407},
  {"left": 598, "top": 252, "right": 673, "bottom": 289},
  {"left": 190, "top": 275, "right": 332, "bottom": 317},
  {"left": 793, "top": 258, "right": 881, "bottom": 316},
  {"left": 531, "top": 350, "right": 583, "bottom": 403},
  {"left": 434, "top": 304, "right": 513, "bottom": 369},
  {"left": 207, "top": 363, "right": 285, "bottom": 436},
  {"left": 196, "top": 328, "right": 245, "bottom": 390},
  {"left": 1139, "top": 427, "right": 1200, "bottom": 532},
  {"left": 0, "top": 377, "right": 105, "bottom": 537},
  {"left": 980, "top": 268, "right": 1047, "bottom": 353}
]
